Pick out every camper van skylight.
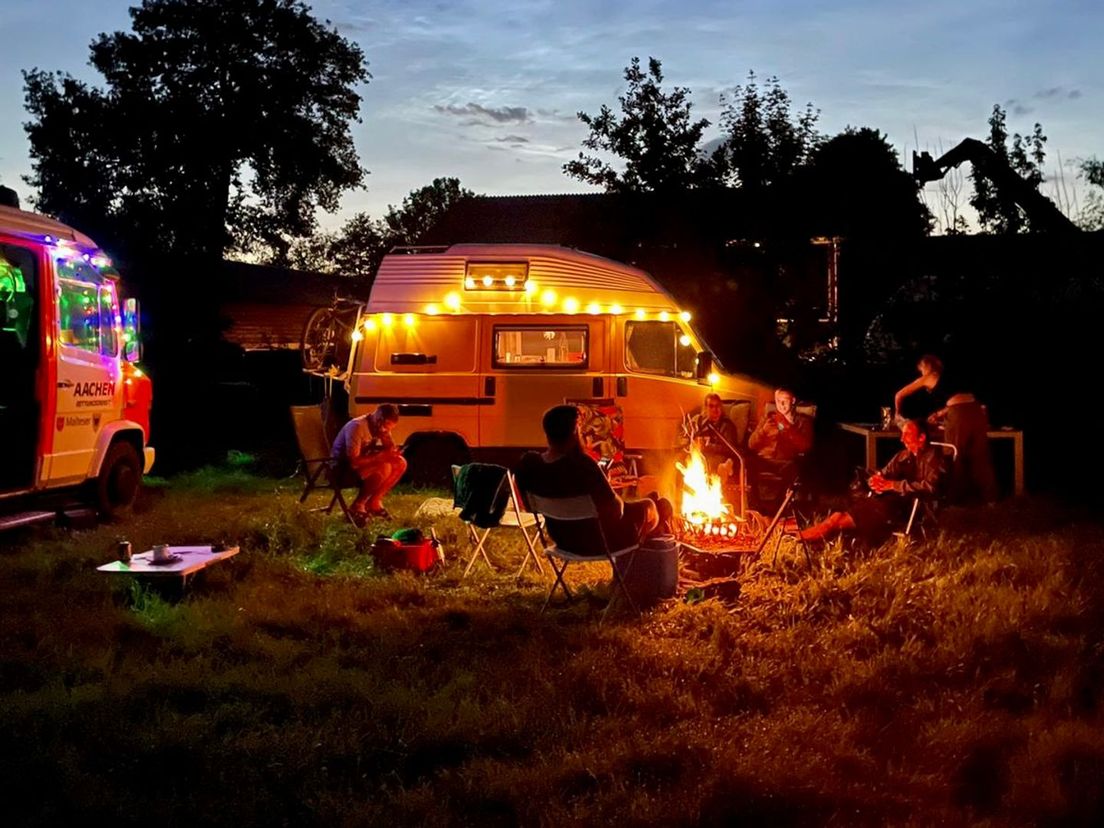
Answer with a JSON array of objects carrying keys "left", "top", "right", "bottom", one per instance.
[{"left": 463, "top": 261, "right": 528, "bottom": 291}]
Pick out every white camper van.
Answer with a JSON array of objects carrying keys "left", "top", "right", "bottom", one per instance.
[{"left": 306, "top": 244, "right": 772, "bottom": 490}]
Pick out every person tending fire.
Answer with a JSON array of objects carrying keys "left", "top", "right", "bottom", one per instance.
[
  {"left": 687, "top": 393, "right": 742, "bottom": 476},
  {"left": 331, "top": 403, "right": 407, "bottom": 524}
]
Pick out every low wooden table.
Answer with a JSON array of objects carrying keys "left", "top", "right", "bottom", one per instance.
[
  {"left": 98, "top": 544, "right": 240, "bottom": 585},
  {"left": 838, "top": 422, "right": 1025, "bottom": 496}
]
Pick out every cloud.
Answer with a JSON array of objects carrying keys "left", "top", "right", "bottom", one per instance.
[
  {"left": 1004, "top": 98, "right": 1033, "bottom": 116},
  {"left": 494, "top": 135, "right": 530, "bottom": 143},
  {"left": 1030, "top": 86, "right": 1082, "bottom": 102},
  {"left": 433, "top": 102, "right": 532, "bottom": 124}
]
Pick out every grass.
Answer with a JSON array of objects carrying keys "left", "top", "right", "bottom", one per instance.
[{"left": 1, "top": 466, "right": 1103, "bottom": 825}]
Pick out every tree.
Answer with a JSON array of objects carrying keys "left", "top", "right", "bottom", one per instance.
[
  {"left": 287, "top": 177, "right": 473, "bottom": 279},
  {"left": 969, "top": 104, "right": 1047, "bottom": 233},
  {"left": 23, "top": 0, "right": 369, "bottom": 263},
  {"left": 793, "top": 127, "right": 932, "bottom": 240},
  {"left": 714, "top": 71, "right": 820, "bottom": 190},
  {"left": 1079, "top": 157, "right": 1104, "bottom": 230},
  {"left": 563, "top": 57, "right": 715, "bottom": 192}
]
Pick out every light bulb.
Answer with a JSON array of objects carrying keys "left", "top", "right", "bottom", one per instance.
[
  {"left": 403, "top": 313, "right": 415, "bottom": 327},
  {"left": 658, "top": 311, "right": 670, "bottom": 322},
  {"left": 525, "top": 280, "right": 537, "bottom": 295},
  {"left": 679, "top": 311, "right": 691, "bottom": 322},
  {"left": 586, "top": 302, "right": 601, "bottom": 315},
  {"left": 464, "top": 276, "right": 475, "bottom": 289},
  {"left": 381, "top": 313, "right": 394, "bottom": 327},
  {"left": 540, "top": 289, "right": 557, "bottom": 307},
  {"left": 634, "top": 309, "right": 646, "bottom": 320},
  {"left": 563, "top": 297, "right": 579, "bottom": 313},
  {"left": 504, "top": 275, "right": 516, "bottom": 287},
  {"left": 425, "top": 304, "right": 439, "bottom": 315},
  {"left": 444, "top": 292, "right": 461, "bottom": 310},
  {"left": 679, "top": 334, "right": 692, "bottom": 347},
  {"left": 610, "top": 304, "right": 624, "bottom": 315},
  {"left": 363, "top": 318, "right": 377, "bottom": 332}
]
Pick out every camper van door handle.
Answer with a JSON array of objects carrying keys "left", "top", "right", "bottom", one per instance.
[
  {"left": 592, "top": 377, "right": 604, "bottom": 397},
  {"left": 484, "top": 376, "right": 496, "bottom": 397},
  {"left": 616, "top": 376, "right": 628, "bottom": 396}
]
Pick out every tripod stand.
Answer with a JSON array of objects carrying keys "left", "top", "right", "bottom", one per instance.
[{"left": 753, "top": 478, "right": 813, "bottom": 567}]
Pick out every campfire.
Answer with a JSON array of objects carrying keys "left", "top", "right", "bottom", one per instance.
[
  {"left": 676, "top": 447, "right": 739, "bottom": 541},
  {"left": 675, "top": 447, "right": 759, "bottom": 550}
]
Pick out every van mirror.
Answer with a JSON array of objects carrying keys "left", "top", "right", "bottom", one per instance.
[
  {"left": 695, "top": 350, "right": 713, "bottom": 382},
  {"left": 123, "top": 297, "right": 142, "bottom": 362}
]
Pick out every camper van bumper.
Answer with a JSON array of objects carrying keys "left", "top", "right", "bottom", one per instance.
[{"left": 144, "top": 447, "right": 156, "bottom": 474}]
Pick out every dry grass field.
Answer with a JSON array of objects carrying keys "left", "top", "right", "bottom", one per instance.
[{"left": 2, "top": 467, "right": 1103, "bottom": 825}]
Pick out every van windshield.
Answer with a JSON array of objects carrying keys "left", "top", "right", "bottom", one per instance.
[{"left": 625, "top": 320, "right": 696, "bottom": 378}]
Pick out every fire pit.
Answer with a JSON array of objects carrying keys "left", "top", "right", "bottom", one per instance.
[{"left": 674, "top": 447, "right": 769, "bottom": 579}]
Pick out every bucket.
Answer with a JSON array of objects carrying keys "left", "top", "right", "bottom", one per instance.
[{"left": 617, "top": 534, "right": 679, "bottom": 607}]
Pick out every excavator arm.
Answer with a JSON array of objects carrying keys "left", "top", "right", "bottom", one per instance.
[{"left": 913, "top": 138, "right": 1078, "bottom": 233}]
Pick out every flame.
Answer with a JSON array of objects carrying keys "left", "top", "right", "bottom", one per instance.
[{"left": 677, "top": 446, "right": 730, "bottom": 524}]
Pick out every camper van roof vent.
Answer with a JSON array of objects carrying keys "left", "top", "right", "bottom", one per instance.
[
  {"left": 390, "top": 245, "right": 451, "bottom": 256},
  {"left": 0, "top": 186, "right": 20, "bottom": 209}
]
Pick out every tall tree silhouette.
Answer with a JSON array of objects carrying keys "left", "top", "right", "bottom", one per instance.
[
  {"left": 563, "top": 57, "right": 715, "bottom": 192},
  {"left": 969, "top": 104, "right": 1048, "bottom": 233},
  {"left": 715, "top": 71, "right": 821, "bottom": 190},
  {"left": 23, "top": 0, "right": 369, "bottom": 263}
]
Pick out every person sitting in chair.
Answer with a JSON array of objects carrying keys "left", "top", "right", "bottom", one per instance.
[
  {"left": 687, "top": 393, "right": 742, "bottom": 476},
  {"left": 331, "top": 403, "right": 407, "bottom": 523},
  {"left": 518, "top": 405, "right": 671, "bottom": 554},
  {"left": 798, "top": 420, "right": 946, "bottom": 546},
  {"left": 747, "top": 387, "right": 814, "bottom": 504}
]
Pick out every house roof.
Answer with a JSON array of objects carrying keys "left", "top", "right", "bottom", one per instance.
[{"left": 420, "top": 190, "right": 759, "bottom": 258}]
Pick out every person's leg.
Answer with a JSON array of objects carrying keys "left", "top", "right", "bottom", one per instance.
[
  {"left": 614, "top": 499, "right": 658, "bottom": 548},
  {"left": 368, "top": 455, "right": 408, "bottom": 511},
  {"left": 799, "top": 511, "right": 856, "bottom": 541}
]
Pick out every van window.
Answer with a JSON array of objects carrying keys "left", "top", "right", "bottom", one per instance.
[
  {"left": 493, "top": 325, "right": 587, "bottom": 368},
  {"left": 625, "top": 320, "right": 696, "bottom": 378},
  {"left": 56, "top": 259, "right": 120, "bottom": 358}
]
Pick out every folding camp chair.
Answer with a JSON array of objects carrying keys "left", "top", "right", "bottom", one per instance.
[
  {"left": 568, "top": 398, "right": 642, "bottom": 494},
  {"left": 894, "top": 441, "right": 958, "bottom": 543},
  {"left": 451, "top": 465, "right": 545, "bottom": 579},
  {"left": 523, "top": 491, "right": 640, "bottom": 623},
  {"left": 290, "top": 404, "right": 356, "bottom": 525}
]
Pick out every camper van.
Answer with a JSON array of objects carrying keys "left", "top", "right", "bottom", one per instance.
[
  {"left": 0, "top": 194, "right": 153, "bottom": 527},
  {"left": 307, "top": 244, "right": 771, "bottom": 489}
]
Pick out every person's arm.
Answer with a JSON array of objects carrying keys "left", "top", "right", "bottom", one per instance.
[
  {"left": 781, "top": 415, "right": 814, "bottom": 454},
  {"left": 344, "top": 422, "right": 365, "bottom": 462},
  {"left": 882, "top": 451, "right": 941, "bottom": 496},
  {"left": 747, "top": 413, "right": 773, "bottom": 452},
  {"left": 583, "top": 459, "right": 624, "bottom": 519},
  {"left": 894, "top": 376, "right": 929, "bottom": 417}
]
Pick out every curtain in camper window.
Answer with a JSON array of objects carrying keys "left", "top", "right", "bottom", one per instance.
[{"left": 493, "top": 325, "right": 588, "bottom": 368}]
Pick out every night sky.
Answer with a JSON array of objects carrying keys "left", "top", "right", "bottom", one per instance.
[{"left": 1, "top": 0, "right": 1101, "bottom": 228}]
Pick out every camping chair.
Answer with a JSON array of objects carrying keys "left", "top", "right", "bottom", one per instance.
[
  {"left": 290, "top": 404, "right": 355, "bottom": 525},
  {"left": 894, "top": 441, "right": 958, "bottom": 542},
  {"left": 568, "top": 399, "right": 642, "bottom": 494},
  {"left": 523, "top": 491, "right": 640, "bottom": 623},
  {"left": 451, "top": 464, "right": 545, "bottom": 579}
]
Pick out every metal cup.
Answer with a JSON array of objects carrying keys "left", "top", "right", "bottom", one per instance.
[
  {"left": 152, "top": 543, "right": 171, "bottom": 562},
  {"left": 117, "top": 540, "right": 132, "bottom": 564}
]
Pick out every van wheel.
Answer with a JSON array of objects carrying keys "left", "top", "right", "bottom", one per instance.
[
  {"left": 403, "top": 437, "right": 470, "bottom": 488},
  {"left": 96, "top": 442, "right": 142, "bottom": 518}
]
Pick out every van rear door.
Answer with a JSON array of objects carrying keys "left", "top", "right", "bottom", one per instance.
[{"left": 350, "top": 315, "right": 481, "bottom": 448}]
